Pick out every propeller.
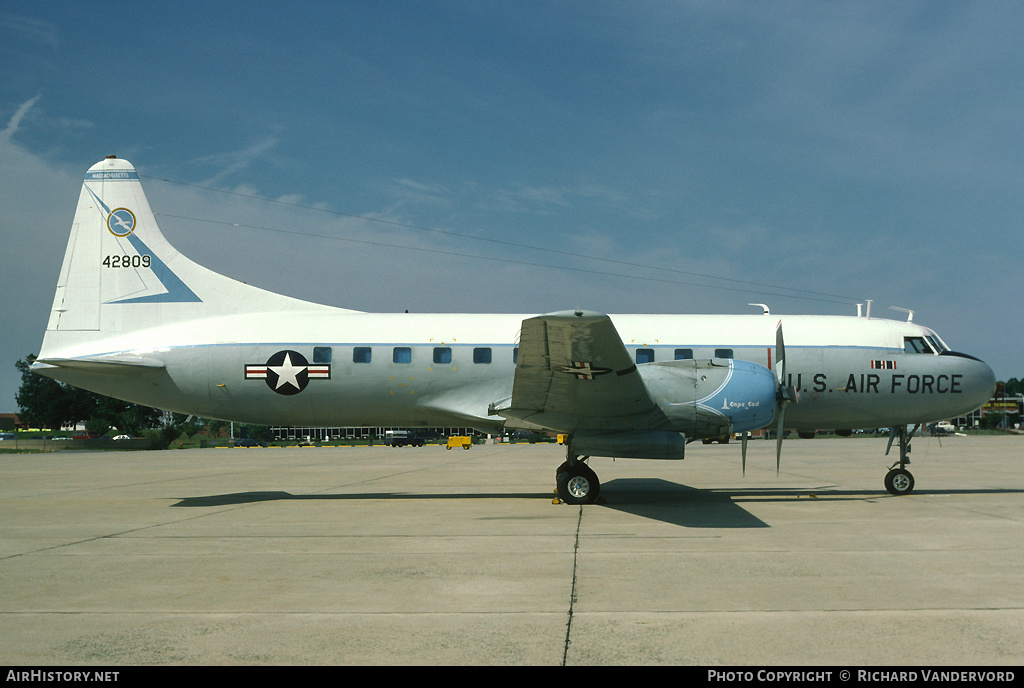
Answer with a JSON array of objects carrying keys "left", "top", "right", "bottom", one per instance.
[
  {"left": 741, "top": 321, "right": 798, "bottom": 477},
  {"left": 773, "top": 321, "right": 800, "bottom": 473}
]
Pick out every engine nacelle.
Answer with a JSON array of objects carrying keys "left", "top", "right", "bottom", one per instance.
[
  {"left": 639, "top": 357, "right": 778, "bottom": 437},
  {"left": 560, "top": 360, "right": 779, "bottom": 461},
  {"left": 570, "top": 430, "right": 686, "bottom": 460}
]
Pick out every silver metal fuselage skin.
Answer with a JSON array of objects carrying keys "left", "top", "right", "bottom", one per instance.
[{"left": 38, "top": 310, "right": 996, "bottom": 433}]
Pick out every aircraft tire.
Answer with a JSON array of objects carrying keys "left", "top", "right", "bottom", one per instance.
[
  {"left": 884, "top": 468, "right": 915, "bottom": 496},
  {"left": 557, "top": 464, "right": 600, "bottom": 505}
]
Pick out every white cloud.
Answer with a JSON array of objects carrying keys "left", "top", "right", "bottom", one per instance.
[
  {"left": 0, "top": 16, "right": 58, "bottom": 50},
  {"left": 1, "top": 94, "right": 41, "bottom": 143},
  {"left": 193, "top": 137, "right": 281, "bottom": 186}
]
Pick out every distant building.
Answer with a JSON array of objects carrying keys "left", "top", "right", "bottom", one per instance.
[
  {"left": 0, "top": 414, "right": 23, "bottom": 431},
  {"left": 270, "top": 425, "right": 485, "bottom": 442},
  {"left": 954, "top": 393, "right": 1022, "bottom": 429}
]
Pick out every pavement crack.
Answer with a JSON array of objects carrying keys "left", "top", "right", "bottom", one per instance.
[{"left": 562, "top": 504, "right": 583, "bottom": 666}]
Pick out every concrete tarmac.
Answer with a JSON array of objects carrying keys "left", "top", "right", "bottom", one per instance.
[{"left": 1, "top": 435, "right": 1021, "bottom": 666}]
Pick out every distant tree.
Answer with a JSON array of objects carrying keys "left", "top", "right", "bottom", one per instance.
[
  {"left": 180, "top": 416, "right": 202, "bottom": 440},
  {"left": 110, "top": 402, "right": 160, "bottom": 436},
  {"left": 241, "top": 424, "right": 272, "bottom": 441},
  {"left": 84, "top": 417, "right": 112, "bottom": 437},
  {"left": 15, "top": 355, "right": 73, "bottom": 430},
  {"left": 983, "top": 412, "right": 1006, "bottom": 430}
]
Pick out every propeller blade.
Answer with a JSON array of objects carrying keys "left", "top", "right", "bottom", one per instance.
[
  {"left": 885, "top": 426, "right": 897, "bottom": 456},
  {"left": 741, "top": 432, "right": 748, "bottom": 476},
  {"left": 774, "top": 320, "right": 786, "bottom": 474},
  {"left": 775, "top": 320, "right": 786, "bottom": 385},
  {"left": 775, "top": 407, "right": 785, "bottom": 474}
]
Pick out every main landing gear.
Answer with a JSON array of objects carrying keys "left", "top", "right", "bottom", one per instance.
[
  {"left": 884, "top": 424, "right": 918, "bottom": 496},
  {"left": 555, "top": 454, "right": 600, "bottom": 505}
]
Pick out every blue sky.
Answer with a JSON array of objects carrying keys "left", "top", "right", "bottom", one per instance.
[{"left": 2, "top": 1, "right": 1022, "bottom": 413}]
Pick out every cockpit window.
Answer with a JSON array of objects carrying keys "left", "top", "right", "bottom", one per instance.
[
  {"left": 926, "top": 335, "right": 948, "bottom": 353},
  {"left": 904, "top": 336, "right": 934, "bottom": 354}
]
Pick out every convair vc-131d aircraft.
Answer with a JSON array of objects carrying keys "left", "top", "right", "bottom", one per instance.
[{"left": 32, "top": 157, "right": 996, "bottom": 504}]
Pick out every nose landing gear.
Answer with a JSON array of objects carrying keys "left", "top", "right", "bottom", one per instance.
[{"left": 884, "top": 424, "right": 918, "bottom": 495}]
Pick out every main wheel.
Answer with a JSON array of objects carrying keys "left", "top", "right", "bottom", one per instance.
[
  {"left": 557, "top": 463, "right": 600, "bottom": 505},
  {"left": 555, "top": 460, "right": 571, "bottom": 480},
  {"left": 884, "top": 468, "right": 915, "bottom": 496}
]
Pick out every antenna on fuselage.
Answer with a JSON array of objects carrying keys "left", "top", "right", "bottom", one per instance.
[
  {"left": 890, "top": 306, "right": 914, "bottom": 322},
  {"left": 749, "top": 303, "right": 770, "bottom": 315}
]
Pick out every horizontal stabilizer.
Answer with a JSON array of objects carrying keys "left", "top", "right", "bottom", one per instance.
[{"left": 35, "top": 354, "right": 166, "bottom": 374}]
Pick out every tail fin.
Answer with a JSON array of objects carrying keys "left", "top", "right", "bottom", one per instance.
[{"left": 39, "top": 156, "right": 342, "bottom": 358}]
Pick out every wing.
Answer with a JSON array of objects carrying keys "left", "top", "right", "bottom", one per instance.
[{"left": 491, "top": 310, "right": 659, "bottom": 432}]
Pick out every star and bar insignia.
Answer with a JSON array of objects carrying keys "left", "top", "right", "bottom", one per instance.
[
  {"left": 245, "top": 350, "right": 330, "bottom": 395},
  {"left": 556, "top": 361, "right": 613, "bottom": 380}
]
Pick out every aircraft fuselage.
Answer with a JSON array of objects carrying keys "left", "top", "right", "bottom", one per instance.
[{"left": 40, "top": 310, "right": 995, "bottom": 433}]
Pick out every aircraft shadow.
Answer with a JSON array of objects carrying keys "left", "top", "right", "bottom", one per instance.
[
  {"left": 597, "top": 478, "right": 770, "bottom": 528},
  {"left": 171, "top": 491, "right": 554, "bottom": 508},
  {"left": 170, "top": 484, "right": 768, "bottom": 529},
  {"left": 171, "top": 482, "right": 1024, "bottom": 530},
  {"left": 598, "top": 479, "right": 1024, "bottom": 529}
]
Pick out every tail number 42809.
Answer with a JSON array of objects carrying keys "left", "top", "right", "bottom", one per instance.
[{"left": 102, "top": 255, "right": 151, "bottom": 269}]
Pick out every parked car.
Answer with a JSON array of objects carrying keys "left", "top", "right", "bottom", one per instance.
[
  {"left": 928, "top": 421, "right": 956, "bottom": 436},
  {"left": 233, "top": 438, "right": 266, "bottom": 447}
]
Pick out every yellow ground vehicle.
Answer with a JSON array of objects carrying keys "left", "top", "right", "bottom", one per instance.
[{"left": 446, "top": 436, "right": 472, "bottom": 450}]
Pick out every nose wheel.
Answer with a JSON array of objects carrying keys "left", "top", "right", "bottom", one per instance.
[
  {"left": 884, "top": 467, "right": 915, "bottom": 495},
  {"left": 884, "top": 424, "right": 918, "bottom": 495}
]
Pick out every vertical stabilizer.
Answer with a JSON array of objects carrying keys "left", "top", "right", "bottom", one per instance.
[{"left": 39, "top": 156, "right": 343, "bottom": 358}]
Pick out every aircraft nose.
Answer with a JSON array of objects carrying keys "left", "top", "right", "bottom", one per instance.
[
  {"left": 977, "top": 359, "right": 997, "bottom": 399},
  {"left": 953, "top": 353, "right": 997, "bottom": 409}
]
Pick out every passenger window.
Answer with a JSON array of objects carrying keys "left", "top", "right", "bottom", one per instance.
[
  {"left": 473, "top": 347, "right": 492, "bottom": 364},
  {"left": 433, "top": 347, "right": 452, "bottom": 364},
  {"left": 674, "top": 348, "right": 693, "bottom": 360},
  {"left": 636, "top": 348, "right": 654, "bottom": 364},
  {"left": 313, "top": 347, "right": 332, "bottom": 364},
  {"left": 904, "top": 337, "right": 932, "bottom": 354},
  {"left": 393, "top": 347, "right": 412, "bottom": 364},
  {"left": 353, "top": 347, "right": 372, "bottom": 363},
  {"left": 715, "top": 348, "right": 734, "bottom": 359}
]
